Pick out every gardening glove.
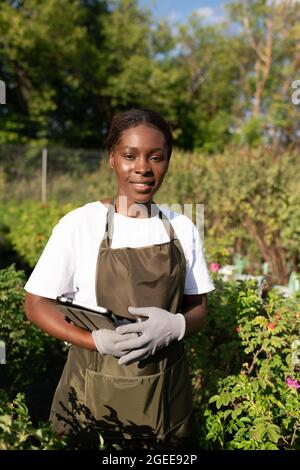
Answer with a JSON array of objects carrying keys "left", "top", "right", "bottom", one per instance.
[
  {"left": 115, "top": 307, "right": 186, "bottom": 365},
  {"left": 91, "top": 329, "right": 138, "bottom": 358}
]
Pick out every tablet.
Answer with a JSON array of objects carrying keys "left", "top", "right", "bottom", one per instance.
[{"left": 56, "top": 296, "right": 136, "bottom": 331}]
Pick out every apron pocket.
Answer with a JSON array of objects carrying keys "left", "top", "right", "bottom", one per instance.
[{"left": 85, "top": 354, "right": 193, "bottom": 440}]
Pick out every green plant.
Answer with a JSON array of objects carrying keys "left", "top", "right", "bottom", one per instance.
[
  {"left": 1, "top": 201, "right": 75, "bottom": 267},
  {"left": 186, "top": 278, "right": 300, "bottom": 449},
  {"left": 0, "top": 392, "right": 68, "bottom": 449},
  {"left": 0, "top": 265, "right": 62, "bottom": 394}
]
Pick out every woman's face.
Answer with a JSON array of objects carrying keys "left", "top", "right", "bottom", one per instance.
[{"left": 109, "top": 124, "right": 169, "bottom": 208}]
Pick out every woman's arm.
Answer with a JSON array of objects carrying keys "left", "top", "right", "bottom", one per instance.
[
  {"left": 180, "top": 293, "right": 208, "bottom": 338},
  {"left": 24, "top": 292, "right": 96, "bottom": 351}
]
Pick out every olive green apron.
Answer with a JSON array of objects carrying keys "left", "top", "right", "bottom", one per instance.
[{"left": 50, "top": 199, "right": 195, "bottom": 447}]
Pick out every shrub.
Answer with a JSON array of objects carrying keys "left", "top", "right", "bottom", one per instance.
[
  {"left": 0, "top": 392, "right": 67, "bottom": 450},
  {"left": 186, "top": 277, "right": 300, "bottom": 449},
  {"left": 1, "top": 201, "right": 75, "bottom": 268},
  {"left": 0, "top": 265, "right": 61, "bottom": 395}
]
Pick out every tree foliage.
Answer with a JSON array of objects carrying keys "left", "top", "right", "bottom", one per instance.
[{"left": 1, "top": 0, "right": 299, "bottom": 150}]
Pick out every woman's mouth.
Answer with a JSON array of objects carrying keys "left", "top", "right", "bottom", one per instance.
[{"left": 130, "top": 182, "right": 155, "bottom": 192}]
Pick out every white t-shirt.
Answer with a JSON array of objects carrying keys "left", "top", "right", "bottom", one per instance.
[{"left": 24, "top": 201, "right": 214, "bottom": 304}]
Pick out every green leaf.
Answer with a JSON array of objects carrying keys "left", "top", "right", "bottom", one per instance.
[
  {"left": 252, "top": 424, "right": 267, "bottom": 441},
  {"left": 267, "top": 425, "right": 281, "bottom": 443},
  {"left": 209, "top": 395, "right": 219, "bottom": 404}
]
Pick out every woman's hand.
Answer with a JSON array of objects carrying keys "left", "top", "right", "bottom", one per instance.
[
  {"left": 92, "top": 329, "right": 139, "bottom": 358},
  {"left": 115, "top": 306, "right": 186, "bottom": 365}
]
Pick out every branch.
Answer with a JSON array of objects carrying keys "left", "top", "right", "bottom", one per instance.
[
  {"left": 242, "top": 217, "right": 270, "bottom": 263},
  {"left": 290, "top": 424, "right": 299, "bottom": 448},
  {"left": 263, "top": 18, "right": 273, "bottom": 81},
  {"left": 242, "top": 15, "right": 265, "bottom": 63},
  {"left": 248, "top": 346, "right": 264, "bottom": 375}
]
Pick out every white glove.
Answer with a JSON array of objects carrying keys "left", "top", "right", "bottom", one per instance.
[
  {"left": 115, "top": 307, "right": 186, "bottom": 365},
  {"left": 91, "top": 329, "right": 138, "bottom": 358}
]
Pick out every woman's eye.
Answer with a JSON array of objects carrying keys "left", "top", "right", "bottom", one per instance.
[
  {"left": 124, "top": 154, "right": 134, "bottom": 159},
  {"left": 150, "top": 156, "right": 161, "bottom": 161}
]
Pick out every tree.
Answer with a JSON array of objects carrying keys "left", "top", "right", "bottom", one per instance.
[
  {"left": 169, "top": 13, "right": 242, "bottom": 152},
  {"left": 0, "top": 0, "right": 179, "bottom": 146},
  {"left": 0, "top": 0, "right": 110, "bottom": 146},
  {"left": 227, "top": 0, "right": 300, "bottom": 149},
  {"left": 197, "top": 146, "right": 300, "bottom": 284}
]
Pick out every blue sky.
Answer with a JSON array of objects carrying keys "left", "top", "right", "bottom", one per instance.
[{"left": 138, "top": 0, "right": 228, "bottom": 24}]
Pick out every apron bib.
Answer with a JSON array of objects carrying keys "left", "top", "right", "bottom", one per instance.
[{"left": 50, "top": 199, "right": 195, "bottom": 447}]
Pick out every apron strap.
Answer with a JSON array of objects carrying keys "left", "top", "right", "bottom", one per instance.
[
  {"left": 158, "top": 208, "right": 176, "bottom": 241},
  {"left": 103, "top": 197, "right": 176, "bottom": 248},
  {"left": 101, "top": 198, "right": 115, "bottom": 249}
]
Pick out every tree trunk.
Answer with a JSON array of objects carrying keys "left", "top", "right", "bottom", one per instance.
[
  {"left": 242, "top": 16, "right": 273, "bottom": 118},
  {"left": 242, "top": 217, "right": 289, "bottom": 285}
]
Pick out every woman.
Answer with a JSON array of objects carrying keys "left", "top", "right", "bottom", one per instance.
[{"left": 24, "top": 108, "right": 214, "bottom": 449}]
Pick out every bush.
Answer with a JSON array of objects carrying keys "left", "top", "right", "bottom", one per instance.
[
  {"left": 0, "top": 392, "right": 67, "bottom": 450},
  {"left": 0, "top": 265, "right": 62, "bottom": 395},
  {"left": 186, "top": 277, "right": 300, "bottom": 449},
  {"left": 197, "top": 147, "right": 300, "bottom": 283},
  {"left": 1, "top": 201, "right": 75, "bottom": 268}
]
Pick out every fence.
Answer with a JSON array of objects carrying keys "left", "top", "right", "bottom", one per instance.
[{"left": 0, "top": 144, "right": 107, "bottom": 202}]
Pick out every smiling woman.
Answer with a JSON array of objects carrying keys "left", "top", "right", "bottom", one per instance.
[
  {"left": 104, "top": 109, "right": 172, "bottom": 215},
  {"left": 23, "top": 108, "right": 215, "bottom": 449},
  {"left": 109, "top": 125, "right": 168, "bottom": 208}
]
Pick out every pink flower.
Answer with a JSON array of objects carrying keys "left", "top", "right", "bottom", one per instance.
[
  {"left": 286, "top": 376, "right": 300, "bottom": 390},
  {"left": 210, "top": 263, "right": 220, "bottom": 272}
]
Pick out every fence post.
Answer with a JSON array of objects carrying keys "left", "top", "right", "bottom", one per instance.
[
  {"left": 0, "top": 80, "right": 5, "bottom": 104},
  {"left": 0, "top": 340, "right": 6, "bottom": 364},
  {"left": 41, "top": 147, "right": 48, "bottom": 203}
]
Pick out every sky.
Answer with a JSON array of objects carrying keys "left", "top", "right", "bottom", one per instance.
[{"left": 138, "top": 0, "right": 228, "bottom": 25}]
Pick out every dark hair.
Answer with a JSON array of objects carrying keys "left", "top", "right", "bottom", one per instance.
[{"left": 104, "top": 108, "right": 173, "bottom": 160}]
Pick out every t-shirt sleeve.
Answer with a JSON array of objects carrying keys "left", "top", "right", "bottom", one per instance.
[
  {"left": 24, "top": 213, "right": 77, "bottom": 299},
  {"left": 184, "top": 222, "right": 215, "bottom": 295}
]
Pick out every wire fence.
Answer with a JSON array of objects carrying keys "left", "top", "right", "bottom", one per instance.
[
  {"left": 0, "top": 144, "right": 106, "bottom": 178},
  {"left": 0, "top": 144, "right": 107, "bottom": 202}
]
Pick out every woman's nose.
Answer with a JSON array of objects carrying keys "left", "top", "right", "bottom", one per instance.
[{"left": 134, "top": 158, "right": 152, "bottom": 174}]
